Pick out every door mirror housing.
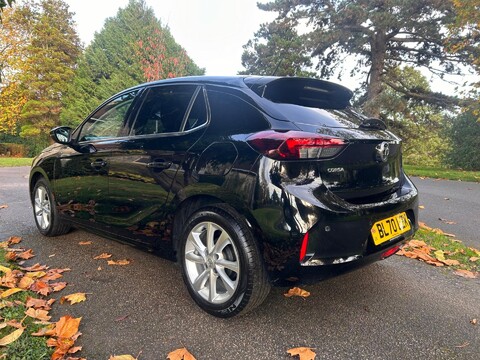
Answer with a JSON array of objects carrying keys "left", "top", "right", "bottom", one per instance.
[{"left": 50, "top": 126, "right": 73, "bottom": 145}]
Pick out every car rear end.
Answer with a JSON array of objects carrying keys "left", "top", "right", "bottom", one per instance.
[{"left": 244, "top": 77, "right": 418, "bottom": 282}]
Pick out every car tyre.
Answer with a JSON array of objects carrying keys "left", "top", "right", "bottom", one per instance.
[
  {"left": 180, "top": 204, "right": 270, "bottom": 318},
  {"left": 32, "top": 178, "right": 71, "bottom": 236}
]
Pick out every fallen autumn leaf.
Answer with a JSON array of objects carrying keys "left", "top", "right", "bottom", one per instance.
[
  {"left": 61, "top": 292, "right": 87, "bottom": 305},
  {"left": 287, "top": 347, "right": 317, "bottom": 360},
  {"left": 0, "top": 327, "right": 24, "bottom": 346},
  {"left": 284, "top": 287, "right": 311, "bottom": 298},
  {"left": 454, "top": 269, "right": 478, "bottom": 279},
  {"left": 78, "top": 241, "right": 92, "bottom": 245},
  {"left": 107, "top": 259, "right": 130, "bottom": 266},
  {"left": 167, "top": 347, "right": 196, "bottom": 360},
  {"left": 93, "top": 253, "right": 112, "bottom": 260}
]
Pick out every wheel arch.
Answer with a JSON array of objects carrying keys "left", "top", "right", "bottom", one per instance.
[{"left": 170, "top": 191, "right": 265, "bottom": 262}]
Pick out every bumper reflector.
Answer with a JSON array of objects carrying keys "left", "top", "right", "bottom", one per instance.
[
  {"left": 299, "top": 232, "right": 309, "bottom": 262},
  {"left": 381, "top": 245, "right": 401, "bottom": 259}
]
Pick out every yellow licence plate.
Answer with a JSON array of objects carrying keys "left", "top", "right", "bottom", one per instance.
[{"left": 371, "top": 212, "right": 411, "bottom": 245}]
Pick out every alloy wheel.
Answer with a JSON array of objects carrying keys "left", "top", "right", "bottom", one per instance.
[
  {"left": 34, "top": 185, "right": 51, "bottom": 230},
  {"left": 184, "top": 221, "right": 240, "bottom": 304}
]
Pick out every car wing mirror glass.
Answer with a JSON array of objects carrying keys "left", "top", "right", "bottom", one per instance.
[{"left": 50, "top": 126, "right": 73, "bottom": 145}]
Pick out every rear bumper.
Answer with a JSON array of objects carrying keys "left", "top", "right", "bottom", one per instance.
[{"left": 252, "top": 160, "right": 419, "bottom": 284}]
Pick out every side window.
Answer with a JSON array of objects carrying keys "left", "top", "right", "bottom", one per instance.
[
  {"left": 183, "top": 89, "right": 208, "bottom": 131},
  {"left": 78, "top": 91, "right": 137, "bottom": 142},
  {"left": 206, "top": 89, "right": 269, "bottom": 134},
  {"left": 132, "top": 85, "right": 198, "bottom": 135}
]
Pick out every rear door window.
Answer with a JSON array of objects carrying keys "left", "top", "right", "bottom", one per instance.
[{"left": 132, "top": 85, "right": 200, "bottom": 135}]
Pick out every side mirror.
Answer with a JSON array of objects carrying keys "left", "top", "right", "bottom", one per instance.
[{"left": 50, "top": 126, "right": 73, "bottom": 145}]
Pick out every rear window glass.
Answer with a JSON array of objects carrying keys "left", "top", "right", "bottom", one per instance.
[{"left": 273, "top": 104, "right": 364, "bottom": 128}]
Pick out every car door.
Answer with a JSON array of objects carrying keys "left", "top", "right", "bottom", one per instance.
[
  {"left": 100, "top": 84, "right": 209, "bottom": 250},
  {"left": 53, "top": 90, "right": 140, "bottom": 228}
]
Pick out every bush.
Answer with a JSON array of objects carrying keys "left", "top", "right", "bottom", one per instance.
[{"left": 0, "top": 142, "right": 26, "bottom": 157}]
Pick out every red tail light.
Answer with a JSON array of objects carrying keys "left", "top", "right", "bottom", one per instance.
[
  {"left": 247, "top": 130, "right": 345, "bottom": 160},
  {"left": 299, "top": 232, "right": 309, "bottom": 262}
]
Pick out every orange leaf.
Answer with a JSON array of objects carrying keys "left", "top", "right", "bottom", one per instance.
[
  {"left": 454, "top": 270, "right": 478, "bottom": 279},
  {"left": 50, "top": 282, "right": 67, "bottom": 292},
  {"left": 167, "top": 347, "right": 196, "bottom": 360},
  {"left": 0, "top": 204, "right": 8, "bottom": 209},
  {"left": 54, "top": 315, "right": 81, "bottom": 339},
  {"left": 17, "top": 249, "right": 35, "bottom": 260},
  {"left": 26, "top": 297, "right": 55, "bottom": 310},
  {"left": 0, "top": 327, "right": 24, "bottom": 346},
  {"left": 7, "top": 236, "right": 21, "bottom": 245},
  {"left": 287, "top": 347, "right": 317, "bottom": 360},
  {"left": 94, "top": 253, "right": 112, "bottom": 260},
  {"left": 25, "top": 307, "right": 51, "bottom": 321},
  {"left": 109, "top": 355, "right": 137, "bottom": 360},
  {"left": 19, "top": 263, "right": 48, "bottom": 271},
  {"left": 284, "top": 287, "right": 311, "bottom": 298},
  {"left": 18, "top": 276, "right": 35, "bottom": 289},
  {"left": 469, "top": 257, "right": 479, "bottom": 262},
  {"left": 78, "top": 241, "right": 92, "bottom": 245},
  {"left": 5, "top": 251, "right": 17, "bottom": 261},
  {"left": 30, "top": 280, "right": 51, "bottom": 296},
  {"left": 107, "top": 259, "right": 130, "bottom": 266},
  {"left": 61, "top": 293, "right": 87, "bottom": 305}
]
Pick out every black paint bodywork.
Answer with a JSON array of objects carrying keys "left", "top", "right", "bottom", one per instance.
[{"left": 30, "top": 76, "right": 418, "bottom": 284}]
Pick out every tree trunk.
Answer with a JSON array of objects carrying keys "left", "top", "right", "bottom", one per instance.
[{"left": 363, "top": 31, "right": 387, "bottom": 118}]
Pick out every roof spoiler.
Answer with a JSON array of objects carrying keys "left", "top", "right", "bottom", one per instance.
[{"left": 245, "top": 77, "right": 353, "bottom": 110}]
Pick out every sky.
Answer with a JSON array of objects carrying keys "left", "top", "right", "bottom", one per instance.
[
  {"left": 64, "top": 0, "right": 277, "bottom": 76},
  {"left": 61, "top": 0, "right": 468, "bottom": 94}
]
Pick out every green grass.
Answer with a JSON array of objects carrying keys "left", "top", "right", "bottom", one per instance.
[
  {"left": 0, "top": 157, "right": 33, "bottom": 167},
  {"left": 404, "top": 164, "right": 480, "bottom": 182},
  {"left": 413, "top": 228, "right": 479, "bottom": 272},
  {"left": 0, "top": 248, "right": 53, "bottom": 360}
]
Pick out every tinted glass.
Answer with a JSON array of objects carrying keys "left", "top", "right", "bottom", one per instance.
[
  {"left": 183, "top": 90, "right": 208, "bottom": 131},
  {"left": 207, "top": 89, "right": 269, "bottom": 134},
  {"left": 78, "top": 91, "right": 137, "bottom": 142},
  {"left": 133, "top": 85, "right": 197, "bottom": 135}
]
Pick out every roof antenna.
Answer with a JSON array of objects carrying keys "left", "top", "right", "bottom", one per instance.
[{"left": 272, "top": 58, "right": 283, "bottom": 76}]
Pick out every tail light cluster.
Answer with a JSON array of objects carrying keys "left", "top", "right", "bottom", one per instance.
[{"left": 247, "top": 130, "right": 345, "bottom": 160}]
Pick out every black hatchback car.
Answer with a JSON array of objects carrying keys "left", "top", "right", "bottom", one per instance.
[{"left": 30, "top": 76, "right": 418, "bottom": 317}]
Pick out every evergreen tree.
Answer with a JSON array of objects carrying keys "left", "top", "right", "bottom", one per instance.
[{"left": 61, "top": 0, "right": 204, "bottom": 126}]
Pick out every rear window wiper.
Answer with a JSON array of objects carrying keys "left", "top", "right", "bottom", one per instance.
[{"left": 359, "top": 118, "right": 387, "bottom": 130}]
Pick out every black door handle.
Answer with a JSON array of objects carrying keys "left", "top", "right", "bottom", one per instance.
[
  {"left": 91, "top": 159, "right": 107, "bottom": 169},
  {"left": 147, "top": 161, "right": 172, "bottom": 170}
]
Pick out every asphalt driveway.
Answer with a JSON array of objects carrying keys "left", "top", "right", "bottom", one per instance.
[{"left": 0, "top": 167, "right": 478, "bottom": 359}]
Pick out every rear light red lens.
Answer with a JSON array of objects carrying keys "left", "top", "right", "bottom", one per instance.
[
  {"left": 381, "top": 245, "right": 401, "bottom": 259},
  {"left": 299, "top": 232, "right": 309, "bottom": 262},
  {"left": 247, "top": 130, "right": 345, "bottom": 160}
]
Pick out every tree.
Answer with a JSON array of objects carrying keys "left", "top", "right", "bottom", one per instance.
[
  {"left": 61, "top": 0, "right": 204, "bottom": 126},
  {"left": 377, "top": 66, "right": 451, "bottom": 166},
  {"left": 240, "top": 20, "right": 316, "bottom": 77},
  {"left": 448, "top": 0, "right": 480, "bottom": 117},
  {"left": 0, "top": 0, "right": 14, "bottom": 21},
  {"left": 0, "top": 5, "right": 31, "bottom": 134},
  {"left": 243, "top": 0, "right": 472, "bottom": 117},
  {"left": 446, "top": 111, "right": 480, "bottom": 170},
  {"left": 17, "top": 0, "right": 81, "bottom": 151}
]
